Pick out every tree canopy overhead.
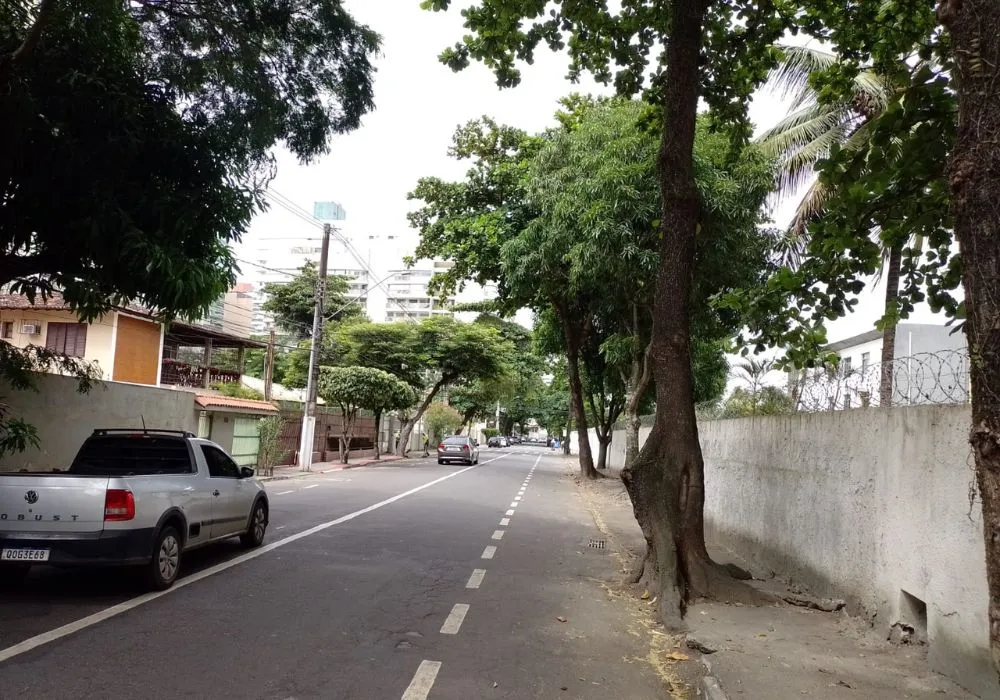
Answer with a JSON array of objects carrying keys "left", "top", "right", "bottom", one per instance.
[
  {"left": 1, "top": 0, "right": 380, "bottom": 320},
  {"left": 262, "top": 262, "right": 365, "bottom": 338}
]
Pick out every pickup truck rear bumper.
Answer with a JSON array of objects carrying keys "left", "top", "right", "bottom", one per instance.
[{"left": 0, "top": 529, "right": 156, "bottom": 567}]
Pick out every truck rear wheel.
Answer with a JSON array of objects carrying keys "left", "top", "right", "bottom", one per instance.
[{"left": 145, "top": 525, "right": 181, "bottom": 590}]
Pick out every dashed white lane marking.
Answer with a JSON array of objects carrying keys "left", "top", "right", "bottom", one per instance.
[
  {"left": 401, "top": 660, "right": 442, "bottom": 700},
  {"left": 440, "top": 604, "right": 470, "bottom": 634},
  {"left": 510, "top": 502, "right": 518, "bottom": 508},
  {"left": 492, "top": 529, "right": 505, "bottom": 540},
  {"left": 505, "top": 509, "right": 515, "bottom": 516},
  {"left": 518, "top": 489, "right": 525, "bottom": 494},
  {"left": 481, "top": 546, "right": 496, "bottom": 559},
  {"left": 499, "top": 518, "right": 510, "bottom": 526},
  {"left": 276, "top": 490, "right": 295, "bottom": 495},
  {"left": 466, "top": 569, "right": 486, "bottom": 589},
  {"left": 303, "top": 484, "right": 318, "bottom": 490},
  {"left": 514, "top": 496, "right": 522, "bottom": 501},
  {"left": 275, "top": 525, "right": 286, "bottom": 530},
  {"left": 0, "top": 455, "right": 511, "bottom": 665}
]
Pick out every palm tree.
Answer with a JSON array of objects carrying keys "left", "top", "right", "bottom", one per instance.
[{"left": 757, "top": 45, "right": 906, "bottom": 406}]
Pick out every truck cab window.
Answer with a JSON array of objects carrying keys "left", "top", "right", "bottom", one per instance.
[{"left": 201, "top": 445, "right": 240, "bottom": 479}]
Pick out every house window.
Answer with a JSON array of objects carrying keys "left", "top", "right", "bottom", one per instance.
[
  {"left": 841, "top": 356, "right": 852, "bottom": 375},
  {"left": 861, "top": 352, "right": 870, "bottom": 372},
  {"left": 1, "top": 322, "right": 12, "bottom": 339},
  {"left": 45, "top": 323, "right": 88, "bottom": 357}
]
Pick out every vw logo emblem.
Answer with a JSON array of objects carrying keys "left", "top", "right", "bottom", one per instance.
[{"left": 24, "top": 490, "right": 38, "bottom": 505}]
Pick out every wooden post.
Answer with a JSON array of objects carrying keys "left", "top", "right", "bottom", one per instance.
[
  {"left": 264, "top": 330, "right": 275, "bottom": 401},
  {"left": 237, "top": 346, "right": 246, "bottom": 375},
  {"left": 202, "top": 338, "right": 213, "bottom": 388}
]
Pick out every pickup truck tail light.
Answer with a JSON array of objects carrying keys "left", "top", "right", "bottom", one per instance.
[{"left": 104, "top": 489, "right": 135, "bottom": 521}]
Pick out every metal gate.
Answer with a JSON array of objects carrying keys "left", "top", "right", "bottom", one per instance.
[{"left": 232, "top": 417, "right": 261, "bottom": 466}]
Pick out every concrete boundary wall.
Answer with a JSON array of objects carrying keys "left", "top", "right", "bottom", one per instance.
[
  {"left": 0, "top": 373, "right": 198, "bottom": 471},
  {"left": 571, "top": 405, "right": 993, "bottom": 697}
]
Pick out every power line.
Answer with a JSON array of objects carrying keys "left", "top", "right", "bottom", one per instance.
[{"left": 260, "top": 189, "right": 421, "bottom": 323}]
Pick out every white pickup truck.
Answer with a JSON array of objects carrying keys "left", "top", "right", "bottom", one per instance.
[{"left": 0, "top": 428, "right": 269, "bottom": 590}]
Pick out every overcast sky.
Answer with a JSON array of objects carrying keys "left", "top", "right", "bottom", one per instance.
[{"left": 240, "top": 0, "right": 951, "bottom": 349}]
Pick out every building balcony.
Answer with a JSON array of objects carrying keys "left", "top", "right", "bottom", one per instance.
[{"left": 161, "top": 359, "right": 241, "bottom": 388}]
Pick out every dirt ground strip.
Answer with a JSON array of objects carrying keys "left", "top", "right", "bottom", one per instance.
[{"left": 569, "top": 461, "right": 979, "bottom": 700}]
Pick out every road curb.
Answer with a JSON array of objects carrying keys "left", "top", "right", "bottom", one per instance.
[
  {"left": 258, "top": 465, "right": 344, "bottom": 482},
  {"left": 700, "top": 676, "right": 728, "bottom": 700}
]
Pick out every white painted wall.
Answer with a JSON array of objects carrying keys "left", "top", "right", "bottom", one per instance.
[
  {"left": 573, "top": 406, "right": 993, "bottom": 697},
  {"left": 0, "top": 373, "right": 198, "bottom": 471}
]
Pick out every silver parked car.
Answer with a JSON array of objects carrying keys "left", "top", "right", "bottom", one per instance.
[
  {"left": 0, "top": 428, "right": 269, "bottom": 590},
  {"left": 437, "top": 435, "right": 479, "bottom": 465}
]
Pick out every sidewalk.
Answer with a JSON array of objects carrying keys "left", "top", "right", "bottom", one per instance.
[
  {"left": 570, "top": 461, "right": 979, "bottom": 700},
  {"left": 259, "top": 453, "right": 404, "bottom": 481}
]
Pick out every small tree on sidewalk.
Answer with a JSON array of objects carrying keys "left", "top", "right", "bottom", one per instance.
[
  {"left": 319, "top": 366, "right": 414, "bottom": 463},
  {"left": 256, "top": 416, "right": 286, "bottom": 477}
]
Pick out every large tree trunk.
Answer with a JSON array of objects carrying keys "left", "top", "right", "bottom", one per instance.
[
  {"left": 394, "top": 379, "right": 447, "bottom": 457},
  {"left": 940, "top": 0, "right": 1000, "bottom": 677},
  {"left": 624, "top": 340, "right": 653, "bottom": 469},
  {"left": 879, "top": 242, "right": 903, "bottom": 406},
  {"left": 373, "top": 408, "right": 382, "bottom": 460},
  {"left": 596, "top": 432, "right": 611, "bottom": 470},
  {"left": 620, "top": 0, "right": 749, "bottom": 628},
  {"left": 566, "top": 348, "right": 597, "bottom": 478}
]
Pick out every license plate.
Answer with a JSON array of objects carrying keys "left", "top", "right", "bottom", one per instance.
[
  {"left": 1, "top": 548, "right": 49, "bottom": 562},
  {"left": 446, "top": 446, "right": 459, "bottom": 451}
]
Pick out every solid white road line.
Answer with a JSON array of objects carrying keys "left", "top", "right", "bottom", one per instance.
[
  {"left": 481, "top": 546, "right": 496, "bottom": 559},
  {"left": 466, "top": 569, "right": 486, "bottom": 589},
  {"left": 492, "top": 530, "right": 505, "bottom": 540},
  {"left": 505, "top": 509, "right": 515, "bottom": 516},
  {"left": 303, "top": 484, "right": 319, "bottom": 490},
  {"left": 440, "top": 604, "right": 470, "bottom": 634},
  {"left": 401, "top": 660, "right": 442, "bottom": 700},
  {"left": 499, "top": 518, "right": 510, "bottom": 526},
  {"left": 0, "top": 454, "right": 511, "bottom": 665},
  {"left": 276, "top": 490, "right": 295, "bottom": 495}
]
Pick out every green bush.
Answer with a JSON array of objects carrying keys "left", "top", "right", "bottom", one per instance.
[{"left": 210, "top": 381, "right": 265, "bottom": 401}]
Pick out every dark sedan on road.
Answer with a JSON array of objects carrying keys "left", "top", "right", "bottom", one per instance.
[{"left": 437, "top": 436, "right": 479, "bottom": 465}]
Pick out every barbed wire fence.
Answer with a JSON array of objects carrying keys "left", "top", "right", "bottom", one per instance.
[{"left": 788, "top": 348, "right": 970, "bottom": 412}]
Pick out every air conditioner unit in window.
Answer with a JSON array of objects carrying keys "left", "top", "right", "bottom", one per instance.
[{"left": 21, "top": 322, "right": 40, "bottom": 335}]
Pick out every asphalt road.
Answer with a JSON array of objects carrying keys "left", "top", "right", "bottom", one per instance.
[{"left": 0, "top": 448, "right": 662, "bottom": 699}]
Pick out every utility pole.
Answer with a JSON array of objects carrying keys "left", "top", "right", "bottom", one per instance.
[
  {"left": 263, "top": 329, "right": 275, "bottom": 401},
  {"left": 298, "top": 223, "right": 331, "bottom": 471}
]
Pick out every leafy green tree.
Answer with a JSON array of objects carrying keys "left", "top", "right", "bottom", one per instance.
[
  {"left": 318, "top": 366, "right": 411, "bottom": 464},
  {"left": 0, "top": 0, "right": 378, "bottom": 454},
  {"left": 423, "top": 402, "right": 463, "bottom": 445},
  {"left": 408, "top": 118, "right": 540, "bottom": 300},
  {"left": 425, "top": 0, "right": 792, "bottom": 623},
  {"left": 367, "top": 374, "right": 416, "bottom": 460},
  {"left": 394, "top": 316, "right": 514, "bottom": 456},
  {"left": 333, "top": 322, "right": 425, "bottom": 388},
  {"left": 262, "top": 262, "right": 366, "bottom": 338},
  {"left": 719, "top": 386, "right": 795, "bottom": 418}
]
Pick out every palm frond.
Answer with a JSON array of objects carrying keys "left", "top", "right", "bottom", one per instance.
[
  {"left": 763, "top": 45, "right": 838, "bottom": 110},
  {"left": 756, "top": 102, "right": 849, "bottom": 159}
]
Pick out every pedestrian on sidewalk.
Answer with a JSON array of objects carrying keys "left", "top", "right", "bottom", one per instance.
[{"left": 421, "top": 432, "right": 430, "bottom": 457}]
